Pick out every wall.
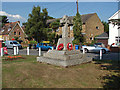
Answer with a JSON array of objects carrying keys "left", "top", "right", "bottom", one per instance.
[
  {"left": 85, "top": 13, "right": 104, "bottom": 43},
  {"left": 9, "top": 23, "right": 27, "bottom": 42},
  {"left": 56, "top": 14, "right": 104, "bottom": 44},
  {"left": 97, "top": 39, "right": 108, "bottom": 47},
  {"left": 108, "top": 23, "right": 119, "bottom": 45}
]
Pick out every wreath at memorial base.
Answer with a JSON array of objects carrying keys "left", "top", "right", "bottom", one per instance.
[
  {"left": 67, "top": 43, "right": 73, "bottom": 50},
  {"left": 57, "top": 43, "right": 64, "bottom": 50}
]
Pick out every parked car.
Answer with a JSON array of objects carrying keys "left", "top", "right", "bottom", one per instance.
[
  {"left": 80, "top": 45, "right": 110, "bottom": 54},
  {"left": 36, "top": 43, "right": 55, "bottom": 51},
  {"left": 5, "top": 40, "right": 22, "bottom": 49},
  {"left": 111, "top": 43, "right": 120, "bottom": 47}
]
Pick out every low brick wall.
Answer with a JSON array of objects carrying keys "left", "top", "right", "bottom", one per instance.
[{"left": 110, "top": 47, "right": 120, "bottom": 53}]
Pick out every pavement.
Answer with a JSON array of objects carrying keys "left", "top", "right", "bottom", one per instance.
[{"left": 6, "top": 48, "right": 120, "bottom": 61}]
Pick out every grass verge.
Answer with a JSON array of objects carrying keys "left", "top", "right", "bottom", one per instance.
[{"left": 2, "top": 55, "right": 120, "bottom": 88}]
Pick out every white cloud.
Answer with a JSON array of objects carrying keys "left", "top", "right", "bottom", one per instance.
[{"left": 0, "top": 11, "right": 26, "bottom": 23}]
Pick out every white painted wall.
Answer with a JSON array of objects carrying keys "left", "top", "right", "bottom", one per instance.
[
  {"left": 108, "top": 10, "right": 120, "bottom": 45},
  {"left": 108, "top": 23, "right": 119, "bottom": 45}
]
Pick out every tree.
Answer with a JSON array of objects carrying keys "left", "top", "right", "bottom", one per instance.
[
  {"left": 0, "top": 15, "right": 9, "bottom": 27},
  {"left": 102, "top": 21, "right": 109, "bottom": 34},
  {"left": 73, "top": 12, "right": 84, "bottom": 44},
  {"left": 47, "top": 32, "right": 56, "bottom": 45},
  {"left": 23, "top": 6, "right": 48, "bottom": 42},
  {"left": 48, "top": 16, "right": 54, "bottom": 19},
  {"left": 50, "top": 19, "right": 60, "bottom": 32}
]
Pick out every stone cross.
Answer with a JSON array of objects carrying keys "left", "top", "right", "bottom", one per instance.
[
  {"left": 62, "top": 22, "right": 68, "bottom": 38},
  {"left": 56, "top": 15, "right": 73, "bottom": 51}
]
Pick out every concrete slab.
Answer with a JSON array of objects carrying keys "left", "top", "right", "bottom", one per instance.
[{"left": 37, "top": 55, "right": 92, "bottom": 67}]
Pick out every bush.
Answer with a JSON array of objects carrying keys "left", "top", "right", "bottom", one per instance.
[
  {"left": 30, "top": 41, "right": 37, "bottom": 44},
  {"left": 72, "top": 39, "right": 80, "bottom": 45}
]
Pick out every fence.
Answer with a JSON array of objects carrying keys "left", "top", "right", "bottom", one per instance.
[
  {"left": 0, "top": 47, "right": 104, "bottom": 60},
  {"left": 0, "top": 47, "right": 49, "bottom": 56}
]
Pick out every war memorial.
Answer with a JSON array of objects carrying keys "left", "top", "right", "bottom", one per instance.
[{"left": 37, "top": 15, "right": 92, "bottom": 67}]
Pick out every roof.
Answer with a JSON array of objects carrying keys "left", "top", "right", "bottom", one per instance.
[
  {"left": 109, "top": 10, "right": 120, "bottom": 20},
  {"left": 95, "top": 32, "right": 109, "bottom": 39},
  {"left": 81, "top": 13, "right": 97, "bottom": 23},
  {"left": 46, "top": 13, "right": 97, "bottom": 25},
  {"left": 68, "top": 13, "right": 96, "bottom": 24},
  {"left": 0, "top": 21, "right": 18, "bottom": 35},
  {"left": 46, "top": 18, "right": 61, "bottom": 25}
]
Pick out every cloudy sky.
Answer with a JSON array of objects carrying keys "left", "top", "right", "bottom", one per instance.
[
  {"left": 0, "top": 11, "right": 26, "bottom": 23},
  {"left": 0, "top": 1, "right": 119, "bottom": 26},
  {"left": 1, "top": 0, "right": 119, "bottom": 2}
]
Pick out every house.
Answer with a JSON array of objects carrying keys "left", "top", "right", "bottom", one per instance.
[
  {"left": 49, "top": 13, "right": 104, "bottom": 43},
  {"left": 0, "top": 21, "right": 28, "bottom": 42},
  {"left": 108, "top": 10, "right": 120, "bottom": 46},
  {"left": 95, "top": 32, "right": 109, "bottom": 47}
]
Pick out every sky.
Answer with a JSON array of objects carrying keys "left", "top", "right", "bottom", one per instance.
[
  {"left": 1, "top": 0, "right": 119, "bottom": 2},
  {"left": 0, "top": 2, "right": 119, "bottom": 26}
]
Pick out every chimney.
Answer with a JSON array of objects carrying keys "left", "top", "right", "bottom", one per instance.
[{"left": 17, "top": 21, "right": 20, "bottom": 24}]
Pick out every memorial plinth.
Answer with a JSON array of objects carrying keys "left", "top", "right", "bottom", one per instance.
[{"left": 37, "top": 15, "right": 92, "bottom": 67}]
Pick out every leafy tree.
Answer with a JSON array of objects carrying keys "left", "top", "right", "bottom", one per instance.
[
  {"left": 50, "top": 19, "right": 60, "bottom": 32},
  {"left": 48, "top": 16, "right": 54, "bottom": 19},
  {"left": 47, "top": 32, "right": 56, "bottom": 44},
  {"left": 73, "top": 12, "right": 84, "bottom": 45},
  {"left": 23, "top": 6, "right": 48, "bottom": 42},
  {"left": 14, "top": 36, "right": 19, "bottom": 41},
  {"left": 0, "top": 15, "right": 9, "bottom": 27},
  {"left": 102, "top": 21, "right": 109, "bottom": 34}
]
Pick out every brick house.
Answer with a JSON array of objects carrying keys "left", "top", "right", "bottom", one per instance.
[
  {"left": 48, "top": 13, "right": 104, "bottom": 43},
  {"left": 0, "top": 21, "right": 28, "bottom": 42}
]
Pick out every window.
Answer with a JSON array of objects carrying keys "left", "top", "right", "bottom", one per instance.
[
  {"left": 56, "top": 28, "right": 59, "bottom": 32},
  {"left": 14, "top": 32, "right": 16, "bottom": 35},
  {"left": 13, "top": 41, "right": 18, "bottom": 44},
  {"left": 8, "top": 28, "right": 11, "bottom": 31},
  {"left": 115, "top": 36, "right": 120, "bottom": 43},
  {"left": 90, "top": 37, "right": 94, "bottom": 40},
  {"left": 10, "top": 42, "right": 13, "bottom": 44},
  {"left": 96, "top": 26, "right": 99, "bottom": 30},
  {"left": 19, "top": 32, "right": 21, "bottom": 35},
  {"left": 70, "top": 26, "right": 73, "bottom": 30}
]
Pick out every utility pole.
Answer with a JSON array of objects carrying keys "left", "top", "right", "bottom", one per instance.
[{"left": 76, "top": 0, "right": 78, "bottom": 13}]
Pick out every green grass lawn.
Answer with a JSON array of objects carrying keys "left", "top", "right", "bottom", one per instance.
[{"left": 2, "top": 55, "right": 120, "bottom": 88}]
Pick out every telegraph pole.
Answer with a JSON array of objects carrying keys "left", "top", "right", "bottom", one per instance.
[{"left": 77, "top": 0, "right": 79, "bottom": 13}]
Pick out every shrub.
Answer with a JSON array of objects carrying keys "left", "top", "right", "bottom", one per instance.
[{"left": 30, "top": 41, "right": 37, "bottom": 44}]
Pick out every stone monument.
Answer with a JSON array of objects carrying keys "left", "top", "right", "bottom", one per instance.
[{"left": 37, "top": 15, "right": 92, "bottom": 67}]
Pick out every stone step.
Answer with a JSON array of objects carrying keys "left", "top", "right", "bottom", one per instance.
[{"left": 68, "top": 54, "right": 83, "bottom": 60}]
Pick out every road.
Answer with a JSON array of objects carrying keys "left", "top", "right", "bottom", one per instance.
[
  {"left": 7, "top": 49, "right": 46, "bottom": 56},
  {"left": 6, "top": 49, "right": 120, "bottom": 61}
]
